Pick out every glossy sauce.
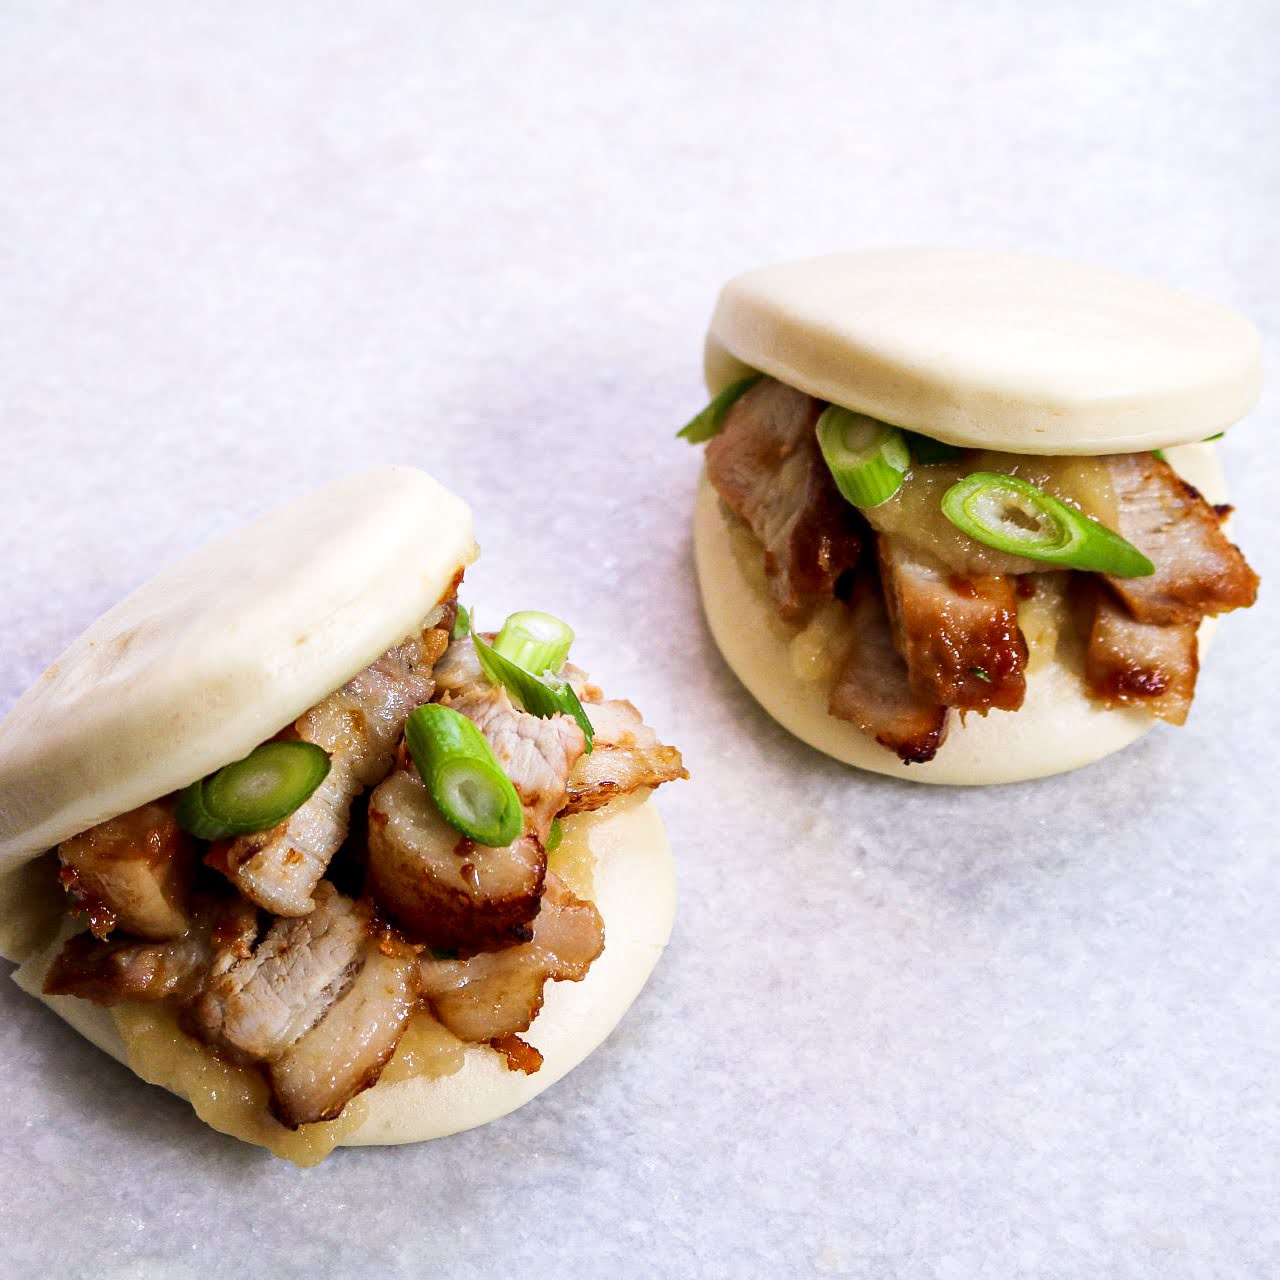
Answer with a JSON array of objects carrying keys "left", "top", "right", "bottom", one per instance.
[
  {"left": 549, "top": 807, "right": 606, "bottom": 901},
  {"left": 112, "top": 1004, "right": 367, "bottom": 1167},
  {"left": 864, "top": 451, "right": 1118, "bottom": 576},
  {"left": 379, "top": 1009, "right": 466, "bottom": 1083}
]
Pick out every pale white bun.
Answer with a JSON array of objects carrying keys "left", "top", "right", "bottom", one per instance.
[
  {"left": 694, "top": 445, "right": 1225, "bottom": 786},
  {"left": 0, "top": 466, "right": 477, "bottom": 877},
  {"left": 12, "top": 796, "right": 676, "bottom": 1149},
  {"left": 705, "top": 249, "right": 1261, "bottom": 454}
]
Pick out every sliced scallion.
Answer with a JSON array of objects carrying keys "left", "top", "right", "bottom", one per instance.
[
  {"left": 176, "top": 741, "right": 331, "bottom": 841},
  {"left": 493, "top": 610, "right": 574, "bottom": 675},
  {"left": 473, "top": 633, "right": 595, "bottom": 752},
  {"left": 451, "top": 605, "right": 471, "bottom": 640},
  {"left": 904, "top": 430, "right": 963, "bottom": 465},
  {"left": 404, "top": 704, "right": 523, "bottom": 847},
  {"left": 941, "top": 471, "right": 1155, "bottom": 577},
  {"left": 677, "top": 374, "right": 761, "bottom": 444},
  {"left": 816, "top": 405, "right": 911, "bottom": 507}
]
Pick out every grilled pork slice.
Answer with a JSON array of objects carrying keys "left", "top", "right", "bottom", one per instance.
[
  {"left": 562, "top": 699, "right": 687, "bottom": 815},
  {"left": 188, "top": 882, "right": 368, "bottom": 1062},
  {"left": 418, "top": 874, "right": 604, "bottom": 1060},
  {"left": 220, "top": 620, "right": 451, "bottom": 917},
  {"left": 1104, "top": 453, "right": 1258, "bottom": 625},
  {"left": 44, "top": 897, "right": 259, "bottom": 1005},
  {"left": 57, "top": 801, "right": 194, "bottom": 940},
  {"left": 442, "top": 682, "right": 585, "bottom": 843},
  {"left": 705, "top": 377, "right": 863, "bottom": 621},
  {"left": 878, "top": 536, "right": 1028, "bottom": 712},
  {"left": 828, "top": 581, "right": 949, "bottom": 764},
  {"left": 366, "top": 766, "right": 546, "bottom": 951},
  {"left": 1084, "top": 587, "right": 1199, "bottom": 725},
  {"left": 268, "top": 947, "right": 418, "bottom": 1128}
]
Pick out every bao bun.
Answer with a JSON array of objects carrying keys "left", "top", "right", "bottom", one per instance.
[
  {"left": 705, "top": 249, "right": 1261, "bottom": 454},
  {"left": 0, "top": 466, "right": 676, "bottom": 1147},
  {"left": 695, "top": 250, "right": 1256, "bottom": 784}
]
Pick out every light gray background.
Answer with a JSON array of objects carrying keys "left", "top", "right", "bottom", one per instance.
[{"left": 1, "top": 3, "right": 1276, "bottom": 1277}]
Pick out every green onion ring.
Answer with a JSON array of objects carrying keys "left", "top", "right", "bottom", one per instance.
[
  {"left": 941, "top": 471, "right": 1155, "bottom": 577},
  {"left": 816, "top": 405, "right": 911, "bottom": 507},
  {"left": 404, "top": 704, "right": 524, "bottom": 847},
  {"left": 493, "top": 610, "right": 575, "bottom": 676},
  {"left": 176, "top": 741, "right": 331, "bottom": 841}
]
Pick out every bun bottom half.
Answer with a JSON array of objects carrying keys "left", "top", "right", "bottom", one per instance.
[
  {"left": 693, "top": 444, "right": 1225, "bottom": 785},
  {"left": 12, "top": 796, "right": 676, "bottom": 1154}
]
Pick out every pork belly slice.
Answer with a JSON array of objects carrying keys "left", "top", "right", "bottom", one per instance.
[
  {"left": 221, "top": 619, "right": 452, "bottom": 917},
  {"left": 828, "top": 582, "right": 948, "bottom": 764},
  {"left": 187, "top": 882, "right": 369, "bottom": 1062},
  {"left": 705, "top": 376, "right": 864, "bottom": 621},
  {"left": 878, "top": 536, "right": 1028, "bottom": 712},
  {"left": 418, "top": 874, "right": 604, "bottom": 1060},
  {"left": 561, "top": 699, "right": 687, "bottom": 816},
  {"left": 44, "top": 897, "right": 259, "bottom": 1006},
  {"left": 442, "top": 679, "right": 585, "bottom": 843},
  {"left": 268, "top": 947, "right": 418, "bottom": 1128},
  {"left": 1104, "top": 453, "right": 1258, "bottom": 625},
  {"left": 1084, "top": 587, "right": 1199, "bottom": 725},
  {"left": 57, "top": 801, "right": 194, "bottom": 940},
  {"left": 366, "top": 767, "right": 545, "bottom": 952}
]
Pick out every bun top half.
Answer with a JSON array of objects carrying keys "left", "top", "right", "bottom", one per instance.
[
  {"left": 0, "top": 467, "right": 476, "bottom": 872},
  {"left": 704, "top": 249, "right": 1260, "bottom": 454}
]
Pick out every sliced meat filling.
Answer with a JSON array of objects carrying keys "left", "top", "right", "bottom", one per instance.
[
  {"left": 268, "top": 946, "right": 418, "bottom": 1128},
  {"left": 1104, "top": 453, "right": 1259, "bottom": 625},
  {"left": 219, "top": 619, "right": 451, "bottom": 917},
  {"left": 366, "top": 766, "right": 546, "bottom": 951},
  {"left": 1084, "top": 586, "right": 1199, "bottom": 725},
  {"left": 187, "top": 882, "right": 369, "bottom": 1062},
  {"left": 418, "top": 874, "right": 604, "bottom": 1060},
  {"left": 44, "top": 897, "right": 259, "bottom": 1006},
  {"left": 561, "top": 699, "right": 688, "bottom": 816},
  {"left": 877, "top": 536, "right": 1028, "bottom": 712},
  {"left": 57, "top": 800, "right": 194, "bottom": 940},
  {"left": 705, "top": 376, "right": 863, "bottom": 621},
  {"left": 828, "top": 580, "right": 948, "bottom": 764},
  {"left": 442, "top": 668, "right": 585, "bottom": 843}
]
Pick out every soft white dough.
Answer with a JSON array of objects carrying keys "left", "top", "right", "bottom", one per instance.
[
  {"left": 13, "top": 798, "right": 677, "bottom": 1150},
  {"left": 704, "top": 250, "right": 1261, "bottom": 454},
  {"left": 0, "top": 467, "right": 476, "bottom": 870},
  {"left": 693, "top": 446, "right": 1225, "bottom": 786}
]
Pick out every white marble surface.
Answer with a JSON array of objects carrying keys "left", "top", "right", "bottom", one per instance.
[{"left": 1, "top": 3, "right": 1277, "bottom": 1277}]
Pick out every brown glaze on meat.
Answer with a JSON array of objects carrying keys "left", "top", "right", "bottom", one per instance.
[
  {"left": 828, "top": 580, "right": 949, "bottom": 763},
  {"left": 418, "top": 874, "right": 603, "bottom": 1049},
  {"left": 57, "top": 800, "right": 194, "bottom": 940},
  {"left": 365, "top": 766, "right": 546, "bottom": 951},
  {"left": 562, "top": 699, "right": 688, "bottom": 816},
  {"left": 44, "top": 896, "right": 259, "bottom": 1006},
  {"left": 1083, "top": 585, "right": 1199, "bottom": 725},
  {"left": 268, "top": 947, "right": 418, "bottom": 1128},
  {"left": 1104, "top": 453, "right": 1259, "bottom": 625},
  {"left": 877, "top": 535, "right": 1028, "bottom": 712},
  {"left": 187, "top": 882, "right": 369, "bottom": 1062},
  {"left": 706, "top": 377, "right": 863, "bottom": 621},
  {"left": 490, "top": 1034, "right": 544, "bottom": 1074},
  {"left": 221, "top": 616, "right": 452, "bottom": 917}
]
